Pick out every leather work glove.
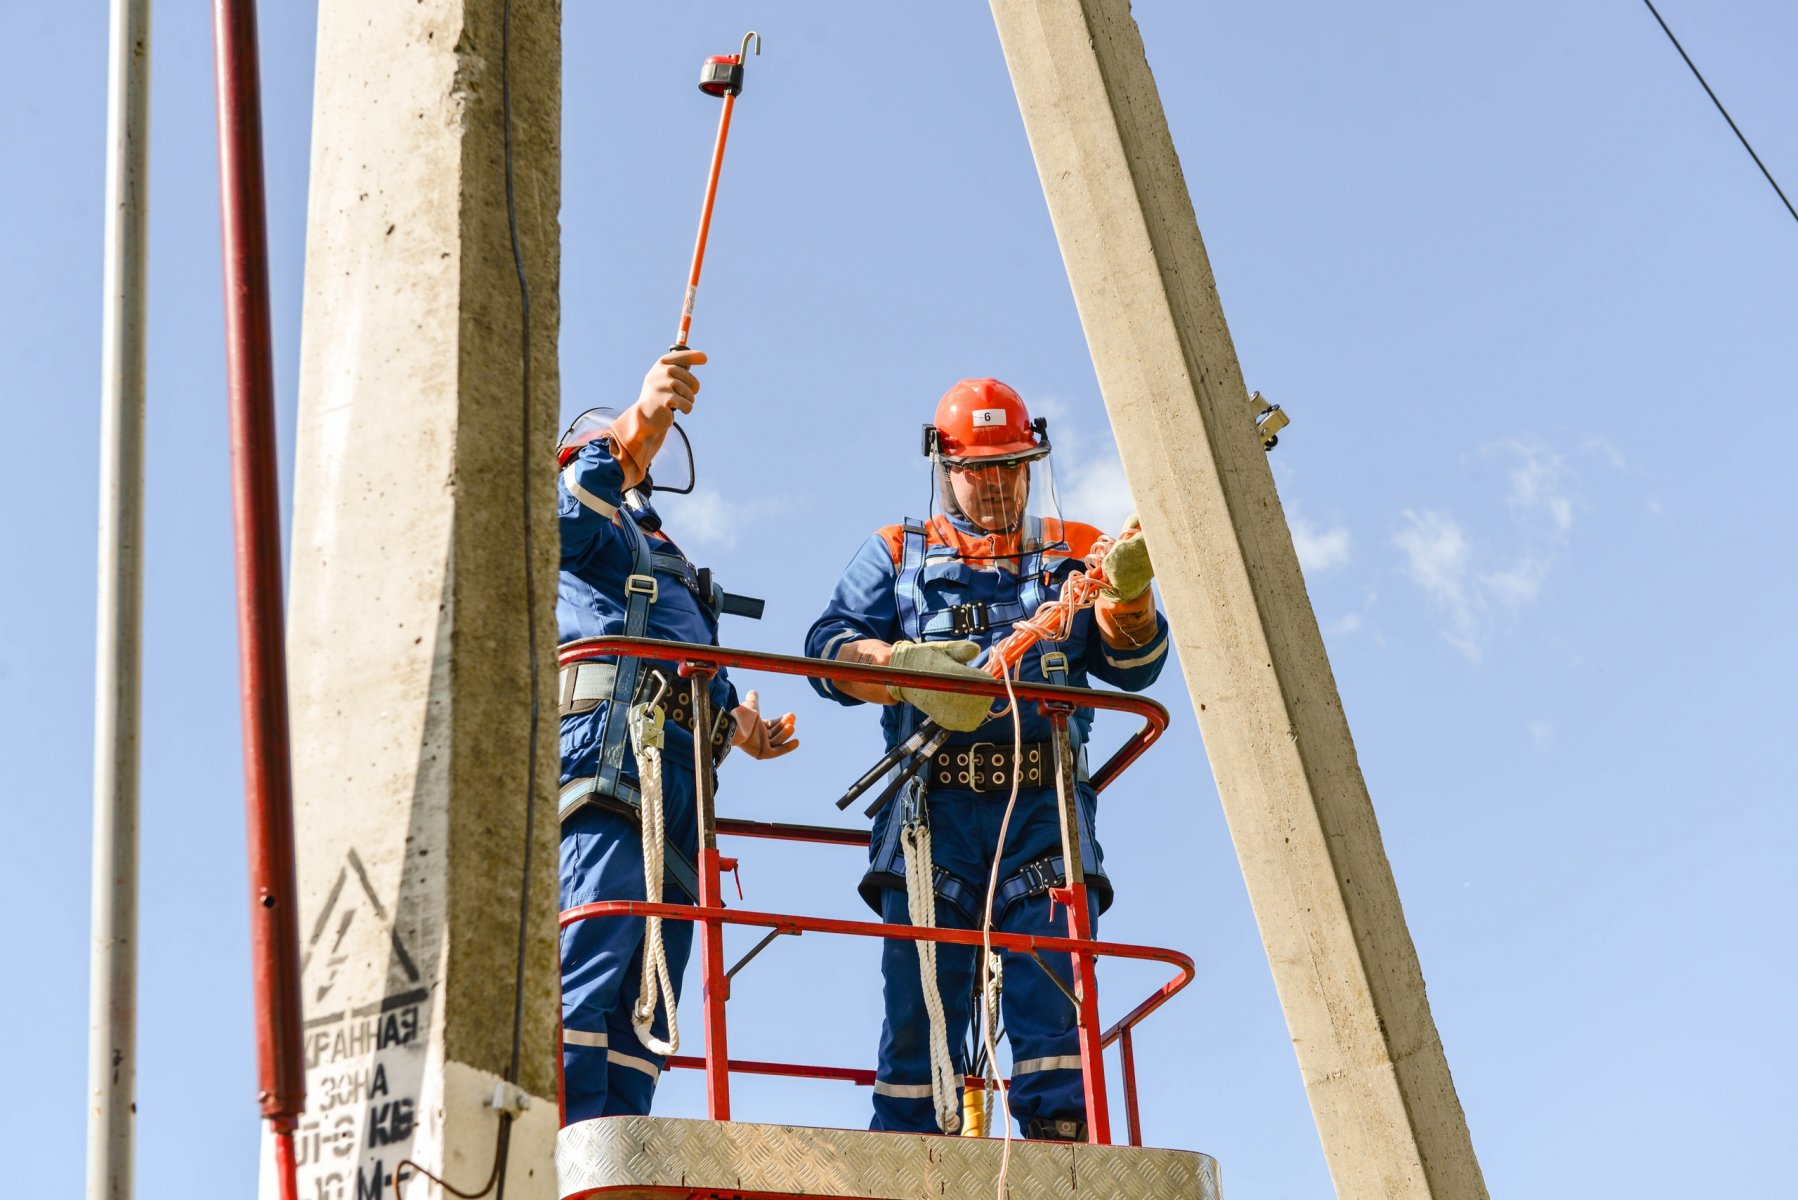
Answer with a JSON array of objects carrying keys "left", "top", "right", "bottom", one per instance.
[
  {"left": 886, "top": 640, "right": 995, "bottom": 732},
  {"left": 1100, "top": 515, "right": 1154, "bottom": 602}
]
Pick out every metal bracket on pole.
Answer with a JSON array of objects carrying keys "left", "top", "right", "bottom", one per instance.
[{"left": 1249, "top": 390, "right": 1290, "bottom": 451}]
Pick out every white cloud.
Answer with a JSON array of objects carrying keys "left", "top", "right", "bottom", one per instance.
[
  {"left": 1394, "top": 509, "right": 1481, "bottom": 658},
  {"left": 664, "top": 486, "right": 787, "bottom": 551},
  {"left": 1392, "top": 435, "right": 1601, "bottom": 659},
  {"left": 1030, "top": 394, "right": 1138, "bottom": 535},
  {"left": 1580, "top": 434, "right": 1629, "bottom": 472},
  {"left": 1481, "top": 556, "right": 1548, "bottom": 608},
  {"left": 1057, "top": 452, "right": 1135, "bottom": 537},
  {"left": 1485, "top": 437, "right": 1576, "bottom": 537},
  {"left": 1290, "top": 514, "right": 1352, "bottom": 573}
]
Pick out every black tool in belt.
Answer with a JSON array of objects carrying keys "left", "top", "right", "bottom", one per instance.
[{"left": 927, "top": 740, "right": 1051, "bottom": 794}]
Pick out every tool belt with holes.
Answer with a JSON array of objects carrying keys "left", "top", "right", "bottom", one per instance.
[
  {"left": 928, "top": 740, "right": 1052, "bottom": 794},
  {"left": 558, "top": 661, "right": 734, "bottom": 764}
]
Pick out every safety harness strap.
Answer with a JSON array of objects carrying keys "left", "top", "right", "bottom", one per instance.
[
  {"left": 592, "top": 507, "right": 662, "bottom": 806},
  {"left": 895, "top": 517, "right": 1070, "bottom": 681},
  {"left": 581, "top": 508, "right": 759, "bottom": 807},
  {"left": 894, "top": 519, "right": 930, "bottom": 643},
  {"left": 557, "top": 775, "right": 702, "bottom": 903}
]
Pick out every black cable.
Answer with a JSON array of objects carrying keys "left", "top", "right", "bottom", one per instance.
[
  {"left": 395, "top": 1125, "right": 506, "bottom": 1200},
  {"left": 474, "top": 0, "right": 535, "bottom": 1194},
  {"left": 501, "top": 0, "right": 538, "bottom": 1088},
  {"left": 1641, "top": 0, "right": 1798, "bottom": 227}
]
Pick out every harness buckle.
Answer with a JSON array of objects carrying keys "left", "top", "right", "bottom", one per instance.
[
  {"left": 624, "top": 573, "right": 659, "bottom": 602},
  {"left": 949, "top": 602, "right": 990, "bottom": 636},
  {"left": 1019, "top": 856, "right": 1063, "bottom": 898},
  {"left": 1039, "top": 650, "right": 1069, "bottom": 681}
]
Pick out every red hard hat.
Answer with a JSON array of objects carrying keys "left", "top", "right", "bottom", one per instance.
[{"left": 929, "top": 379, "right": 1045, "bottom": 461}]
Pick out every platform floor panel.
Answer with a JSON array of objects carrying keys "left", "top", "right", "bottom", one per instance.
[{"left": 557, "top": 1115, "right": 1221, "bottom": 1200}]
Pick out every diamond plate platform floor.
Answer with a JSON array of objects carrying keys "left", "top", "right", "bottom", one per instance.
[{"left": 557, "top": 1115, "right": 1222, "bottom": 1200}]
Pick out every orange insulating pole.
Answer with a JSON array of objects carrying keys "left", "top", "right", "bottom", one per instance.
[
  {"left": 211, "top": 1, "right": 305, "bottom": 1196},
  {"left": 672, "top": 31, "right": 761, "bottom": 351}
]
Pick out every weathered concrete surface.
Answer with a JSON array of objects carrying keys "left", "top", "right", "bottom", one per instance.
[
  {"left": 273, "top": 0, "right": 560, "bottom": 1195},
  {"left": 989, "top": 2, "right": 1488, "bottom": 1196}
]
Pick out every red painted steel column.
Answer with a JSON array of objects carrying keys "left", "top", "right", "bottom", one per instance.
[
  {"left": 1049, "top": 707, "right": 1112, "bottom": 1144},
  {"left": 1120, "top": 1027, "right": 1142, "bottom": 1147},
  {"left": 211, "top": 0, "right": 305, "bottom": 1191},
  {"left": 1063, "top": 876, "right": 1111, "bottom": 1143},
  {"left": 685, "top": 665, "right": 732, "bottom": 1119}
]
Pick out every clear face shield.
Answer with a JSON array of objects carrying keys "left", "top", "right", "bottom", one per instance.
[
  {"left": 557, "top": 407, "right": 695, "bottom": 495},
  {"left": 926, "top": 438, "right": 1068, "bottom": 560}
]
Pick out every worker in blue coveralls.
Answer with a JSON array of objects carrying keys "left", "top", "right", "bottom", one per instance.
[
  {"left": 557, "top": 348, "right": 799, "bottom": 1122},
  {"left": 804, "top": 379, "right": 1164, "bottom": 1141}
]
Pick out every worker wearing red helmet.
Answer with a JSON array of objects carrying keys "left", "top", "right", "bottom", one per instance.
[
  {"left": 557, "top": 349, "right": 798, "bottom": 1123},
  {"left": 804, "top": 378, "right": 1166, "bottom": 1140}
]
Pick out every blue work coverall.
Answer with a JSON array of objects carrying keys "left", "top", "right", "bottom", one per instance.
[
  {"left": 558, "top": 436, "right": 738, "bottom": 1122},
  {"left": 804, "top": 513, "right": 1169, "bottom": 1134}
]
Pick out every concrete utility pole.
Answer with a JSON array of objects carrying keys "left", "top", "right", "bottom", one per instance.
[
  {"left": 272, "top": 1, "right": 561, "bottom": 1197},
  {"left": 989, "top": 2, "right": 1488, "bottom": 1197}
]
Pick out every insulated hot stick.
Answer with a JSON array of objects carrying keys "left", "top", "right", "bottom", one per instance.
[
  {"left": 672, "top": 31, "right": 761, "bottom": 353},
  {"left": 835, "top": 523, "right": 1145, "bottom": 816}
]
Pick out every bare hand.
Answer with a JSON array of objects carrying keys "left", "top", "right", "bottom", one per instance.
[
  {"left": 637, "top": 348, "right": 707, "bottom": 426},
  {"left": 732, "top": 690, "right": 799, "bottom": 761}
]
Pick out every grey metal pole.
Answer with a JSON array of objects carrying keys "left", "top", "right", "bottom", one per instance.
[{"left": 87, "top": 0, "right": 151, "bottom": 1197}]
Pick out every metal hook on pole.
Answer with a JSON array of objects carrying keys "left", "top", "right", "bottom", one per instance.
[{"left": 739, "top": 30, "right": 761, "bottom": 62}]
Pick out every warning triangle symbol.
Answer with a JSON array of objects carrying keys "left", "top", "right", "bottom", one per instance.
[{"left": 299, "top": 848, "right": 424, "bottom": 1021}]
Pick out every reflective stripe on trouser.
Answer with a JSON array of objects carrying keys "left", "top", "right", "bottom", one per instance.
[
  {"left": 870, "top": 883, "right": 1099, "bottom": 1134},
  {"left": 561, "top": 803, "right": 697, "bottom": 1122}
]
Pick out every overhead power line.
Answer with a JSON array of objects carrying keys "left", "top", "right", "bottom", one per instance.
[{"left": 1641, "top": 0, "right": 1798, "bottom": 227}]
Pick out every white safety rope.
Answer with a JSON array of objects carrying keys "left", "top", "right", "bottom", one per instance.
[
  {"left": 902, "top": 813, "right": 962, "bottom": 1134},
  {"left": 977, "top": 659, "right": 1026, "bottom": 1195},
  {"left": 977, "top": 948, "right": 1003, "bottom": 1136},
  {"left": 628, "top": 700, "right": 679, "bottom": 1057}
]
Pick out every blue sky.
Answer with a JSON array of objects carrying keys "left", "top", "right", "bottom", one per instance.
[{"left": 4, "top": 2, "right": 1795, "bottom": 1195}]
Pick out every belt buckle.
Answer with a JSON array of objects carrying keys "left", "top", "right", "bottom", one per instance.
[
  {"left": 624, "top": 573, "right": 659, "bottom": 602},
  {"left": 967, "top": 741, "right": 999, "bottom": 793}
]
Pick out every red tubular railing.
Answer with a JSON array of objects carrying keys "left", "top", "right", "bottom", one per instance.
[
  {"left": 212, "top": 2, "right": 304, "bottom": 1196},
  {"left": 556, "top": 637, "right": 1191, "bottom": 1147}
]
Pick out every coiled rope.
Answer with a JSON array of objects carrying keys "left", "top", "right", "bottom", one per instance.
[
  {"left": 628, "top": 701, "right": 679, "bottom": 1057},
  {"left": 903, "top": 812, "right": 962, "bottom": 1134}
]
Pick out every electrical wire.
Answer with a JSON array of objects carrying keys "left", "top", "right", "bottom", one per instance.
[
  {"left": 395, "top": 1129, "right": 507, "bottom": 1200},
  {"left": 1640, "top": 0, "right": 1797, "bottom": 226},
  {"left": 496, "top": 0, "right": 539, "bottom": 1191}
]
